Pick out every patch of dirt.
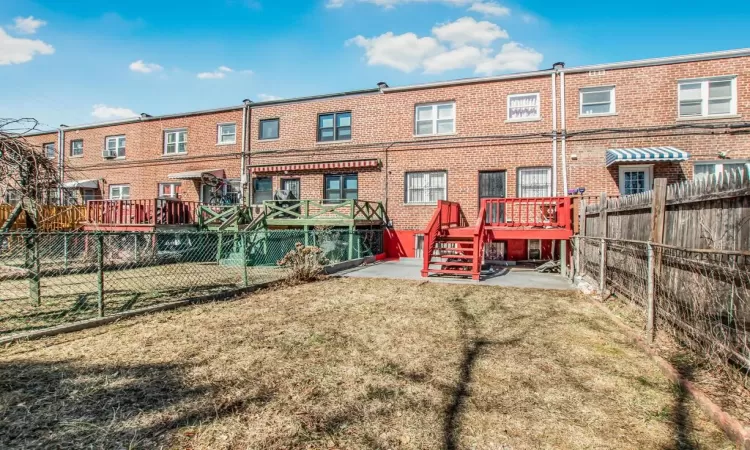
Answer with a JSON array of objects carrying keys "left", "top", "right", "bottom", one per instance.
[{"left": 0, "top": 278, "right": 734, "bottom": 449}]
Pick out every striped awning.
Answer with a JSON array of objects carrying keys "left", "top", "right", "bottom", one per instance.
[
  {"left": 605, "top": 147, "right": 689, "bottom": 167},
  {"left": 168, "top": 168, "right": 225, "bottom": 180},
  {"left": 252, "top": 159, "right": 380, "bottom": 173}
]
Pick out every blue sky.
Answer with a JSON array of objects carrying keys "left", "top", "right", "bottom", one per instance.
[{"left": 2, "top": 0, "right": 749, "bottom": 131}]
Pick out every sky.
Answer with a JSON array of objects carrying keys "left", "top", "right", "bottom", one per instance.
[{"left": 1, "top": 0, "right": 749, "bottom": 131}]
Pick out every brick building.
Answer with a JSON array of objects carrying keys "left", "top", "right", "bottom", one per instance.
[{"left": 9, "top": 47, "right": 750, "bottom": 260}]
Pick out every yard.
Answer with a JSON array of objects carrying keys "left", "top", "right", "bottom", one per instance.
[{"left": 0, "top": 278, "right": 733, "bottom": 449}]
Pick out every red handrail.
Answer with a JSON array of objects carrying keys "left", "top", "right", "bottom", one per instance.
[
  {"left": 421, "top": 200, "right": 464, "bottom": 277},
  {"left": 471, "top": 202, "right": 488, "bottom": 280},
  {"left": 480, "top": 197, "right": 571, "bottom": 230}
]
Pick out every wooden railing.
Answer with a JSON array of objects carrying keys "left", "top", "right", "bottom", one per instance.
[
  {"left": 263, "top": 199, "right": 385, "bottom": 223},
  {"left": 422, "top": 200, "right": 467, "bottom": 276},
  {"left": 86, "top": 199, "right": 199, "bottom": 226},
  {"left": 0, "top": 204, "right": 86, "bottom": 231},
  {"left": 197, "top": 205, "right": 252, "bottom": 230},
  {"left": 481, "top": 197, "right": 572, "bottom": 229}
]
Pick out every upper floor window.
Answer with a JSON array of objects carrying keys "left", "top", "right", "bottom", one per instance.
[
  {"left": 580, "top": 86, "right": 615, "bottom": 116},
  {"left": 158, "top": 182, "right": 180, "bottom": 198},
  {"left": 104, "top": 136, "right": 126, "bottom": 159},
  {"left": 164, "top": 129, "right": 187, "bottom": 155},
  {"left": 318, "top": 112, "right": 351, "bottom": 142},
  {"left": 517, "top": 167, "right": 552, "bottom": 198},
  {"left": 678, "top": 77, "right": 737, "bottom": 118},
  {"left": 43, "top": 143, "right": 55, "bottom": 159},
  {"left": 109, "top": 184, "right": 130, "bottom": 200},
  {"left": 694, "top": 160, "right": 749, "bottom": 180},
  {"left": 217, "top": 123, "right": 236, "bottom": 144},
  {"left": 415, "top": 102, "right": 455, "bottom": 136},
  {"left": 405, "top": 171, "right": 447, "bottom": 204},
  {"left": 260, "top": 119, "right": 279, "bottom": 140},
  {"left": 70, "top": 140, "right": 83, "bottom": 157},
  {"left": 507, "top": 93, "right": 540, "bottom": 121}
]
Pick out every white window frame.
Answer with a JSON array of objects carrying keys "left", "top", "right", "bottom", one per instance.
[
  {"left": 164, "top": 129, "right": 187, "bottom": 155},
  {"left": 109, "top": 184, "right": 131, "bottom": 200},
  {"left": 618, "top": 165, "right": 653, "bottom": 195},
  {"left": 217, "top": 123, "right": 236, "bottom": 145},
  {"left": 677, "top": 76, "right": 737, "bottom": 119},
  {"left": 694, "top": 160, "right": 750, "bottom": 180},
  {"left": 517, "top": 167, "right": 552, "bottom": 198},
  {"left": 405, "top": 171, "right": 447, "bottom": 205},
  {"left": 43, "top": 142, "right": 55, "bottom": 159},
  {"left": 105, "top": 135, "right": 126, "bottom": 159},
  {"left": 70, "top": 139, "right": 83, "bottom": 157},
  {"left": 527, "top": 239, "right": 541, "bottom": 260},
  {"left": 506, "top": 92, "right": 541, "bottom": 122},
  {"left": 579, "top": 85, "right": 616, "bottom": 116},
  {"left": 414, "top": 102, "right": 455, "bottom": 136},
  {"left": 158, "top": 182, "right": 180, "bottom": 198}
]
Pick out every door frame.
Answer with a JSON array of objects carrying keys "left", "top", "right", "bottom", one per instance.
[
  {"left": 618, "top": 164, "right": 653, "bottom": 195},
  {"left": 280, "top": 177, "right": 301, "bottom": 199}
]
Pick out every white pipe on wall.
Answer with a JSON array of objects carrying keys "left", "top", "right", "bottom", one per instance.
[
  {"left": 551, "top": 72, "right": 558, "bottom": 196},
  {"left": 560, "top": 71, "right": 568, "bottom": 194}
]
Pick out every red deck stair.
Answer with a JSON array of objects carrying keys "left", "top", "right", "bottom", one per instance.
[{"left": 421, "top": 197, "right": 572, "bottom": 281}]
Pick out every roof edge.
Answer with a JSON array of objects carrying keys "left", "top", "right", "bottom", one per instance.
[
  {"left": 249, "top": 88, "right": 381, "bottom": 107},
  {"left": 382, "top": 69, "right": 556, "bottom": 93},
  {"left": 563, "top": 48, "right": 750, "bottom": 73}
]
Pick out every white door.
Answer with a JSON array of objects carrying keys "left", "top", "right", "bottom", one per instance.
[{"left": 618, "top": 165, "right": 652, "bottom": 195}]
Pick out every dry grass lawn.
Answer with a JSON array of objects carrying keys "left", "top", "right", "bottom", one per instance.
[{"left": 0, "top": 278, "right": 734, "bottom": 449}]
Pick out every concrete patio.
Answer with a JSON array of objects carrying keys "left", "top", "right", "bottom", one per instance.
[{"left": 338, "top": 258, "right": 575, "bottom": 290}]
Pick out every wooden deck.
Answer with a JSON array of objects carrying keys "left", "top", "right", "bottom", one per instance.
[{"left": 262, "top": 199, "right": 385, "bottom": 228}]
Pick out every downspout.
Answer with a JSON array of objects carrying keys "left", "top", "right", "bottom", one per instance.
[
  {"left": 559, "top": 68, "right": 569, "bottom": 195},
  {"left": 58, "top": 127, "right": 65, "bottom": 204},
  {"left": 241, "top": 99, "right": 252, "bottom": 206},
  {"left": 551, "top": 72, "right": 557, "bottom": 196}
]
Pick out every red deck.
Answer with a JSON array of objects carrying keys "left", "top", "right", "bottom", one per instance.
[
  {"left": 82, "top": 199, "right": 199, "bottom": 231},
  {"left": 422, "top": 197, "right": 573, "bottom": 280}
]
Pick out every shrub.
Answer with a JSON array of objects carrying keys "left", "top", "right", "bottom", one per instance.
[{"left": 277, "top": 242, "right": 329, "bottom": 283}]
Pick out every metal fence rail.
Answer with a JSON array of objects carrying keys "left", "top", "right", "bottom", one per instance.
[
  {"left": 573, "top": 236, "right": 750, "bottom": 375},
  {"left": 0, "top": 228, "right": 383, "bottom": 338}
]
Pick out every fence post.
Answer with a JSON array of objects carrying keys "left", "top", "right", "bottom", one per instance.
[
  {"left": 650, "top": 178, "right": 668, "bottom": 273},
  {"left": 25, "top": 232, "right": 40, "bottom": 306},
  {"left": 96, "top": 233, "right": 104, "bottom": 318},
  {"left": 348, "top": 227, "right": 354, "bottom": 260},
  {"left": 63, "top": 233, "right": 69, "bottom": 270},
  {"left": 241, "top": 232, "right": 249, "bottom": 288},
  {"left": 133, "top": 234, "right": 139, "bottom": 264},
  {"left": 599, "top": 193, "right": 608, "bottom": 299},
  {"left": 646, "top": 242, "right": 656, "bottom": 343},
  {"left": 576, "top": 198, "right": 587, "bottom": 276},
  {"left": 560, "top": 239, "right": 567, "bottom": 278}
]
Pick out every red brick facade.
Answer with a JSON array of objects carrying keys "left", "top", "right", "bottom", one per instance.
[{"left": 10, "top": 49, "right": 750, "bottom": 258}]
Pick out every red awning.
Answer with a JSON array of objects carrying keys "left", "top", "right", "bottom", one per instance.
[{"left": 252, "top": 159, "right": 380, "bottom": 173}]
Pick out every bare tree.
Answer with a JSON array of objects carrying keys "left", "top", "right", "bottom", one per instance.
[{"left": 0, "top": 118, "right": 60, "bottom": 231}]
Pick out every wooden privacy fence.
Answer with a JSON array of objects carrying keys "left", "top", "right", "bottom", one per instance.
[
  {"left": 572, "top": 170, "right": 750, "bottom": 375},
  {"left": 0, "top": 204, "right": 86, "bottom": 231}
]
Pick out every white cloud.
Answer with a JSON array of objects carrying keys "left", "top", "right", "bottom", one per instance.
[
  {"left": 12, "top": 16, "right": 47, "bottom": 34},
  {"left": 521, "top": 13, "right": 537, "bottom": 24},
  {"left": 468, "top": 2, "right": 510, "bottom": 16},
  {"left": 0, "top": 27, "right": 54, "bottom": 65},
  {"left": 432, "top": 17, "right": 507, "bottom": 47},
  {"left": 346, "top": 32, "right": 444, "bottom": 73},
  {"left": 328, "top": 0, "right": 473, "bottom": 8},
  {"left": 258, "top": 93, "right": 283, "bottom": 101},
  {"left": 129, "top": 59, "right": 163, "bottom": 73},
  {"left": 241, "top": 69, "right": 254, "bottom": 75},
  {"left": 91, "top": 104, "right": 138, "bottom": 120},
  {"left": 474, "top": 42, "right": 543, "bottom": 75},
  {"left": 218, "top": 65, "right": 233, "bottom": 72},
  {"left": 423, "top": 46, "right": 486, "bottom": 73}
]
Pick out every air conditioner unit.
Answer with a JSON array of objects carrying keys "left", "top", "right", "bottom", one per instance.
[{"left": 102, "top": 149, "right": 117, "bottom": 159}]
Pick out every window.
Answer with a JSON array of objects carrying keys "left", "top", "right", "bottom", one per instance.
[
  {"left": 405, "top": 171, "right": 447, "bottom": 204},
  {"left": 164, "top": 129, "right": 187, "bottom": 155},
  {"left": 324, "top": 174, "right": 357, "bottom": 202},
  {"left": 43, "top": 143, "right": 55, "bottom": 159},
  {"left": 70, "top": 140, "right": 83, "bottom": 157},
  {"left": 580, "top": 86, "right": 615, "bottom": 116},
  {"left": 105, "top": 136, "right": 126, "bottom": 158},
  {"left": 415, "top": 102, "right": 455, "bottom": 136},
  {"left": 507, "top": 93, "right": 540, "bottom": 121},
  {"left": 517, "top": 167, "right": 552, "bottom": 197},
  {"left": 694, "top": 160, "right": 749, "bottom": 180},
  {"left": 82, "top": 189, "right": 98, "bottom": 203},
  {"left": 281, "top": 178, "right": 301, "bottom": 199},
  {"left": 158, "top": 182, "right": 181, "bottom": 198},
  {"left": 109, "top": 185, "right": 130, "bottom": 200},
  {"left": 618, "top": 165, "right": 652, "bottom": 195},
  {"left": 318, "top": 112, "right": 351, "bottom": 142},
  {"left": 259, "top": 119, "right": 279, "bottom": 140},
  {"left": 528, "top": 239, "right": 541, "bottom": 260},
  {"left": 253, "top": 177, "right": 273, "bottom": 204},
  {"left": 217, "top": 123, "right": 236, "bottom": 144},
  {"left": 678, "top": 77, "right": 737, "bottom": 118}
]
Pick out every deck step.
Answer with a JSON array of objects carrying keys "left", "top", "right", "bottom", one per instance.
[
  {"left": 431, "top": 254, "right": 474, "bottom": 260},
  {"left": 429, "top": 261, "right": 474, "bottom": 267},
  {"left": 425, "top": 269, "right": 475, "bottom": 276}
]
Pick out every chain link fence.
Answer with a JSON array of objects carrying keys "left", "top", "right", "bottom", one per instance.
[
  {"left": 0, "top": 228, "right": 383, "bottom": 338},
  {"left": 573, "top": 236, "right": 750, "bottom": 376}
]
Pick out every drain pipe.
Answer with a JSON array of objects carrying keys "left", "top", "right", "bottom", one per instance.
[
  {"left": 551, "top": 71, "right": 558, "bottom": 196},
  {"left": 557, "top": 63, "right": 569, "bottom": 195},
  {"left": 241, "top": 99, "right": 252, "bottom": 206},
  {"left": 57, "top": 126, "right": 65, "bottom": 203}
]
